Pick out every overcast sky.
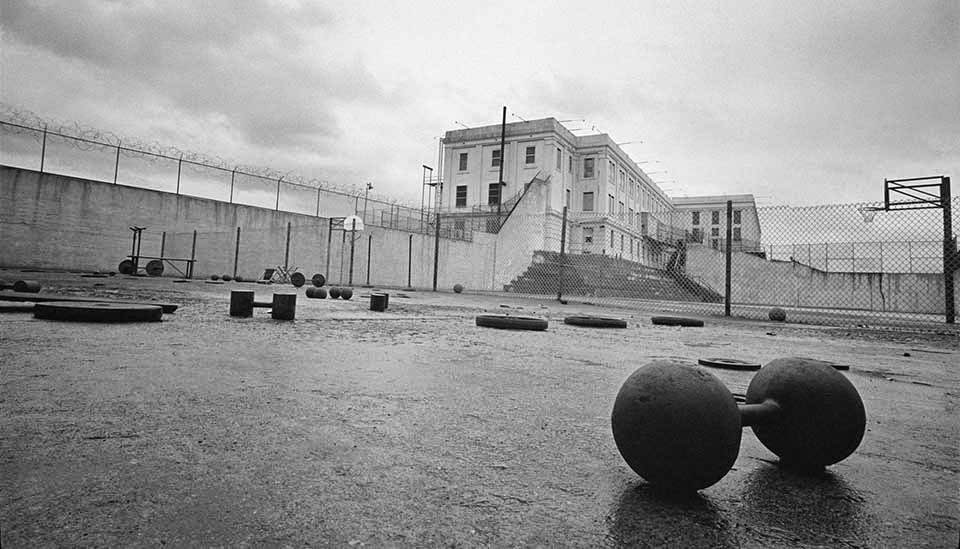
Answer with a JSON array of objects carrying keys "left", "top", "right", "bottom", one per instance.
[{"left": 2, "top": 0, "right": 957, "bottom": 206}]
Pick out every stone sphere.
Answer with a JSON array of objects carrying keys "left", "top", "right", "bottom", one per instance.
[
  {"left": 340, "top": 287, "right": 353, "bottom": 300},
  {"left": 611, "top": 361, "right": 742, "bottom": 491},
  {"left": 768, "top": 307, "right": 787, "bottom": 322},
  {"left": 453, "top": 284, "right": 464, "bottom": 293},
  {"left": 328, "top": 287, "right": 342, "bottom": 299}
]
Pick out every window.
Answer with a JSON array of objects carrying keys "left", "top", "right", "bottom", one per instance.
[
  {"left": 711, "top": 210, "right": 720, "bottom": 224},
  {"left": 525, "top": 146, "right": 536, "bottom": 164},
  {"left": 711, "top": 227, "right": 720, "bottom": 237},
  {"left": 582, "top": 192, "right": 594, "bottom": 211},
  {"left": 619, "top": 201, "right": 624, "bottom": 215},
  {"left": 733, "top": 227, "right": 742, "bottom": 241},
  {"left": 556, "top": 148, "right": 562, "bottom": 170},
  {"left": 454, "top": 219, "right": 466, "bottom": 236},
  {"left": 565, "top": 189, "right": 570, "bottom": 207},
  {"left": 628, "top": 208, "right": 634, "bottom": 225},
  {"left": 458, "top": 152, "right": 468, "bottom": 171},
  {"left": 692, "top": 228, "right": 702, "bottom": 241},
  {"left": 584, "top": 227, "right": 594, "bottom": 243},
  {"left": 610, "top": 230, "right": 615, "bottom": 247},
  {"left": 620, "top": 234, "right": 624, "bottom": 252},
  {"left": 692, "top": 211, "right": 700, "bottom": 225},
  {"left": 608, "top": 194, "right": 615, "bottom": 213},
  {"left": 583, "top": 157, "right": 595, "bottom": 178},
  {"left": 488, "top": 183, "right": 501, "bottom": 205},
  {"left": 455, "top": 185, "right": 467, "bottom": 207},
  {"left": 619, "top": 170, "right": 626, "bottom": 191},
  {"left": 492, "top": 149, "right": 501, "bottom": 167},
  {"left": 568, "top": 156, "right": 573, "bottom": 173},
  {"left": 733, "top": 209, "right": 742, "bottom": 224},
  {"left": 608, "top": 161, "right": 616, "bottom": 182}
]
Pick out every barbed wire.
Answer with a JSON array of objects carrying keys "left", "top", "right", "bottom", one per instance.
[{"left": 0, "top": 103, "right": 421, "bottom": 209}]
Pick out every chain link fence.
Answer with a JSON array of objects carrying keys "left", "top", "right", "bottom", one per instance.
[{"left": 481, "top": 195, "right": 958, "bottom": 330}]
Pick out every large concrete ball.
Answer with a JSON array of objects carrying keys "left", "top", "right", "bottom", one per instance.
[
  {"left": 453, "top": 284, "right": 464, "bottom": 293},
  {"left": 768, "top": 307, "right": 787, "bottom": 322},
  {"left": 340, "top": 287, "right": 353, "bottom": 300},
  {"left": 745, "top": 357, "right": 865, "bottom": 469},
  {"left": 328, "top": 287, "right": 342, "bottom": 299},
  {"left": 611, "top": 361, "right": 742, "bottom": 491}
]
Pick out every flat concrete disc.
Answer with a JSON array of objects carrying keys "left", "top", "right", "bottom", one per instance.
[
  {"left": 34, "top": 302, "right": 162, "bottom": 323},
  {"left": 651, "top": 316, "right": 705, "bottom": 327},
  {"left": 0, "top": 303, "right": 34, "bottom": 313},
  {"left": 563, "top": 316, "right": 628, "bottom": 328},
  {"left": 697, "top": 357, "right": 762, "bottom": 371},
  {"left": 475, "top": 314, "right": 548, "bottom": 331}
]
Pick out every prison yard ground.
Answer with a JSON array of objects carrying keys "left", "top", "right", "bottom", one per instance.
[{"left": 1, "top": 270, "right": 958, "bottom": 548}]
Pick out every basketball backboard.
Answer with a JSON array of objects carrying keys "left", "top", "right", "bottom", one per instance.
[{"left": 884, "top": 176, "right": 948, "bottom": 211}]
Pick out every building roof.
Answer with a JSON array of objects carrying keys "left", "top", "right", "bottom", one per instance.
[{"left": 671, "top": 194, "right": 757, "bottom": 208}]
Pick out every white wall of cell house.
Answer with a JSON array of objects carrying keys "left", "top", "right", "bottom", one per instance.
[{"left": 673, "top": 195, "right": 761, "bottom": 246}]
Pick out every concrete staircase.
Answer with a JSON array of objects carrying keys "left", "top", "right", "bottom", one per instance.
[{"left": 506, "top": 251, "right": 721, "bottom": 302}]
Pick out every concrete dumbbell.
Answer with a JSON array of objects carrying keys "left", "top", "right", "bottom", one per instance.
[
  {"left": 611, "top": 357, "right": 865, "bottom": 491},
  {"left": 229, "top": 290, "right": 296, "bottom": 320}
]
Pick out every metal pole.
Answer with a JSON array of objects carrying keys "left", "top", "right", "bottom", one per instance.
[
  {"left": 233, "top": 226, "right": 241, "bottom": 278},
  {"left": 496, "top": 106, "right": 506, "bottom": 227},
  {"left": 316, "top": 187, "right": 321, "bottom": 217},
  {"left": 284, "top": 221, "right": 291, "bottom": 271},
  {"left": 160, "top": 231, "right": 166, "bottom": 258},
  {"left": 325, "top": 218, "right": 333, "bottom": 280},
  {"left": 407, "top": 233, "right": 413, "bottom": 288},
  {"left": 190, "top": 230, "right": 197, "bottom": 279},
  {"left": 942, "top": 176, "right": 955, "bottom": 323},
  {"left": 39, "top": 126, "right": 47, "bottom": 173},
  {"left": 276, "top": 178, "right": 281, "bottom": 211},
  {"left": 229, "top": 169, "right": 236, "bottom": 203},
  {"left": 432, "top": 211, "right": 441, "bottom": 291},
  {"left": 348, "top": 220, "right": 357, "bottom": 285},
  {"left": 366, "top": 234, "right": 372, "bottom": 286},
  {"left": 113, "top": 140, "right": 121, "bottom": 184},
  {"left": 176, "top": 154, "right": 183, "bottom": 195},
  {"left": 557, "top": 206, "right": 568, "bottom": 301},
  {"left": 724, "top": 200, "right": 732, "bottom": 316}
]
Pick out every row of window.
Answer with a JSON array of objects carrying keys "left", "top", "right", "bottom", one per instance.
[
  {"left": 457, "top": 147, "right": 538, "bottom": 172},
  {"left": 582, "top": 227, "right": 643, "bottom": 256},
  {"left": 692, "top": 210, "right": 742, "bottom": 225},
  {"left": 692, "top": 227, "right": 742, "bottom": 241}
]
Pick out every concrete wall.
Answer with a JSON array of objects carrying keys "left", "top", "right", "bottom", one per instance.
[
  {"left": 0, "top": 166, "right": 496, "bottom": 289},
  {"left": 685, "top": 243, "right": 959, "bottom": 315}
]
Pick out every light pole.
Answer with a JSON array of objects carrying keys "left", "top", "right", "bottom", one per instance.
[{"left": 363, "top": 182, "right": 373, "bottom": 223}]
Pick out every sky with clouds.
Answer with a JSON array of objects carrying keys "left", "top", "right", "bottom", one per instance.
[{"left": 1, "top": 0, "right": 957, "bottom": 206}]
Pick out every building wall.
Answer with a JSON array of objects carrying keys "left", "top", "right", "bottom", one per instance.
[
  {"left": 685, "top": 243, "right": 958, "bottom": 315},
  {"left": 673, "top": 195, "right": 761, "bottom": 249},
  {"left": 0, "top": 166, "right": 497, "bottom": 289}
]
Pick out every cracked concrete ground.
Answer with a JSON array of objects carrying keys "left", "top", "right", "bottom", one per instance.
[{"left": 1, "top": 270, "right": 958, "bottom": 547}]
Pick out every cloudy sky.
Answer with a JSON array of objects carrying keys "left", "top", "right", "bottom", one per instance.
[{"left": 1, "top": 0, "right": 957, "bottom": 206}]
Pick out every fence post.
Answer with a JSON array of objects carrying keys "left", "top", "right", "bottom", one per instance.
[
  {"left": 275, "top": 178, "right": 281, "bottom": 211},
  {"left": 365, "top": 234, "right": 372, "bottom": 286},
  {"left": 113, "top": 139, "right": 121, "bottom": 184},
  {"left": 39, "top": 125, "right": 47, "bottom": 174},
  {"left": 160, "top": 231, "right": 166, "bottom": 258},
  {"left": 176, "top": 154, "right": 183, "bottom": 195},
  {"left": 284, "top": 222, "right": 291, "bottom": 271},
  {"left": 348, "top": 219, "right": 357, "bottom": 285},
  {"left": 325, "top": 218, "right": 333, "bottom": 281},
  {"left": 316, "top": 187, "right": 321, "bottom": 217},
  {"left": 229, "top": 169, "right": 236, "bottom": 203},
  {"left": 190, "top": 229, "right": 197, "bottom": 279},
  {"left": 432, "top": 212, "right": 441, "bottom": 291},
  {"left": 942, "top": 176, "right": 954, "bottom": 323},
  {"left": 557, "top": 206, "right": 568, "bottom": 301},
  {"left": 724, "top": 200, "right": 732, "bottom": 316},
  {"left": 407, "top": 234, "right": 413, "bottom": 289},
  {"left": 233, "top": 226, "right": 241, "bottom": 278}
]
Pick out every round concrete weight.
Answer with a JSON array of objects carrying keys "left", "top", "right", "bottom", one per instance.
[
  {"left": 290, "top": 272, "right": 306, "bottom": 288},
  {"left": 311, "top": 273, "right": 326, "bottom": 287},
  {"left": 697, "top": 357, "right": 761, "bottom": 371},
  {"left": 768, "top": 307, "right": 787, "bottom": 322},
  {"left": 563, "top": 315, "right": 627, "bottom": 328},
  {"left": 12, "top": 280, "right": 42, "bottom": 293},
  {"left": 328, "top": 287, "right": 342, "bottom": 299},
  {"left": 453, "top": 284, "right": 464, "bottom": 293},
  {"left": 370, "top": 293, "right": 387, "bottom": 312},
  {"left": 305, "top": 287, "right": 327, "bottom": 299},
  {"left": 271, "top": 293, "right": 296, "bottom": 320},
  {"left": 612, "top": 361, "right": 741, "bottom": 491},
  {"left": 475, "top": 315, "right": 548, "bottom": 331},
  {"left": 221, "top": 274, "right": 233, "bottom": 282},
  {"left": 234, "top": 275, "right": 245, "bottom": 283},
  {"left": 34, "top": 302, "right": 162, "bottom": 322},
  {"left": 145, "top": 260, "right": 164, "bottom": 277},
  {"left": 744, "top": 357, "right": 866, "bottom": 469},
  {"left": 651, "top": 316, "right": 704, "bottom": 327},
  {"left": 118, "top": 260, "right": 135, "bottom": 275},
  {"left": 340, "top": 287, "right": 353, "bottom": 300},
  {"left": 210, "top": 274, "right": 221, "bottom": 281}
]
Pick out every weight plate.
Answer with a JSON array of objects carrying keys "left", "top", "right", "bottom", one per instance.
[
  {"left": 34, "top": 302, "right": 162, "bottom": 323},
  {"left": 145, "top": 260, "right": 164, "bottom": 277},
  {"left": 697, "top": 357, "right": 761, "bottom": 371},
  {"left": 290, "top": 272, "right": 306, "bottom": 287},
  {"left": 475, "top": 314, "right": 548, "bottom": 331},
  {"left": 311, "top": 273, "right": 326, "bottom": 287},
  {"left": 651, "top": 316, "right": 705, "bottom": 327},
  {"left": 563, "top": 315, "right": 627, "bottom": 328},
  {"left": 799, "top": 358, "right": 851, "bottom": 371},
  {"left": 0, "top": 292, "right": 178, "bottom": 313},
  {"left": 118, "top": 260, "right": 135, "bottom": 275}
]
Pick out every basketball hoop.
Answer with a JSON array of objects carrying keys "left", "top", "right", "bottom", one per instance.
[{"left": 858, "top": 207, "right": 882, "bottom": 223}]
